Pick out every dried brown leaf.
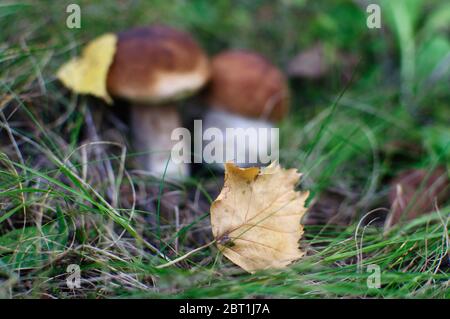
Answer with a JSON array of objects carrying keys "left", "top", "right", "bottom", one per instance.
[
  {"left": 210, "top": 162, "right": 309, "bottom": 273},
  {"left": 386, "top": 167, "right": 449, "bottom": 228}
]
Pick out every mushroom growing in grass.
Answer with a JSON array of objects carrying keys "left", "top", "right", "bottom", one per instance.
[
  {"left": 201, "top": 50, "right": 289, "bottom": 168},
  {"left": 107, "top": 26, "right": 210, "bottom": 179},
  {"left": 57, "top": 25, "right": 210, "bottom": 179}
]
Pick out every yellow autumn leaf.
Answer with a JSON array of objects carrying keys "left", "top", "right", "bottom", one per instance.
[
  {"left": 210, "top": 162, "right": 309, "bottom": 273},
  {"left": 56, "top": 33, "right": 117, "bottom": 103}
]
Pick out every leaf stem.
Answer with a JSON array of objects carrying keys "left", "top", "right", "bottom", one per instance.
[{"left": 156, "top": 240, "right": 216, "bottom": 269}]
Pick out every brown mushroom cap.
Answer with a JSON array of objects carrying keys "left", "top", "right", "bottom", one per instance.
[
  {"left": 107, "top": 25, "right": 210, "bottom": 103},
  {"left": 207, "top": 50, "right": 289, "bottom": 122}
]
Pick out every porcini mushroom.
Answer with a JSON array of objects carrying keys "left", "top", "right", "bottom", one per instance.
[
  {"left": 57, "top": 25, "right": 210, "bottom": 179},
  {"left": 201, "top": 50, "right": 289, "bottom": 168},
  {"left": 107, "top": 26, "right": 210, "bottom": 179}
]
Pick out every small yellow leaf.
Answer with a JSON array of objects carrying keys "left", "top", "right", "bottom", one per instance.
[
  {"left": 211, "top": 162, "right": 309, "bottom": 273},
  {"left": 56, "top": 33, "right": 117, "bottom": 103}
]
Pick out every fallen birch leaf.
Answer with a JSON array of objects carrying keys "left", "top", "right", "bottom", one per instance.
[
  {"left": 210, "top": 162, "right": 309, "bottom": 273},
  {"left": 56, "top": 33, "right": 117, "bottom": 103}
]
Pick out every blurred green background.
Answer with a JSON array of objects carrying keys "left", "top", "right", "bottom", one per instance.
[{"left": 0, "top": 0, "right": 449, "bottom": 298}]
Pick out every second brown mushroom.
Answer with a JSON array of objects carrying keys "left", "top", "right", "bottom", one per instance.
[{"left": 200, "top": 50, "right": 290, "bottom": 168}]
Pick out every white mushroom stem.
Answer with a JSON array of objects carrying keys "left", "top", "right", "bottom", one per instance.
[
  {"left": 201, "top": 109, "right": 279, "bottom": 169},
  {"left": 131, "top": 103, "right": 189, "bottom": 179}
]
